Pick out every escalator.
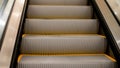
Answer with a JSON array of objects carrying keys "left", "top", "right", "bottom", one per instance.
[
  {"left": 6, "top": 0, "right": 119, "bottom": 68},
  {"left": 0, "top": 0, "right": 120, "bottom": 68}
]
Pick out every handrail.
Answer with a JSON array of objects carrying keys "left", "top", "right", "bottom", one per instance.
[
  {"left": 90, "top": 0, "right": 120, "bottom": 66},
  {"left": 0, "top": 0, "right": 15, "bottom": 49}
]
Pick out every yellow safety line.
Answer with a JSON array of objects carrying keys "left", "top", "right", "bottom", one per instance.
[
  {"left": 29, "top": 4, "right": 87, "bottom": 6},
  {"left": 22, "top": 34, "right": 105, "bottom": 37},
  {"left": 26, "top": 16, "right": 90, "bottom": 19},
  {"left": 105, "top": 54, "right": 116, "bottom": 62},
  {"left": 25, "top": 18, "right": 98, "bottom": 20},
  {"left": 17, "top": 54, "right": 116, "bottom": 62},
  {"left": 18, "top": 55, "right": 23, "bottom": 62},
  {"left": 20, "top": 54, "right": 105, "bottom": 56}
]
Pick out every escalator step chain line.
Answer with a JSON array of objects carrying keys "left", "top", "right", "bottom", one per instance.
[{"left": 17, "top": 0, "right": 117, "bottom": 68}]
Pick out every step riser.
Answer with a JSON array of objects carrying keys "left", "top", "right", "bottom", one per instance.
[
  {"left": 27, "top": 6, "right": 93, "bottom": 19},
  {"left": 24, "top": 19, "right": 99, "bottom": 34},
  {"left": 29, "top": 0, "right": 87, "bottom": 5},
  {"left": 21, "top": 35, "right": 106, "bottom": 54}
]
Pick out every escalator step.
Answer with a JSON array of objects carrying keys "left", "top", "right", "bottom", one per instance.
[
  {"left": 29, "top": 0, "right": 87, "bottom": 5},
  {"left": 27, "top": 5, "right": 93, "bottom": 19},
  {"left": 21, "top": 35, "right": 106, "bottom": 54},
  {"left": 17, "top": 54, "right": 117, "bottom": 68},
  {"left": 24, "top": 19, "right": 99, "bottom": 34}
]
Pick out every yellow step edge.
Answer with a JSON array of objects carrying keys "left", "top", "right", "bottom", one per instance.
[
  {"left": 105, "top": 54, "right": 116, "bottom": 62},
  {"left": 18, "top": 55, "right": 23, "bottom": 63},
  {"left": 22, "top": 34, "right": 106, "bottom": 38},
  {"left": 26, "top": 16, "right": 90, "bottom": 19},
  {"left": 25, "top": 18, "right": 97, "bottom": 20},
  {"left": 18, "top": 54, "right": 105, "bottom": 56},
  {"left": 18, "top": 54, "right": 116, "bottom": 62},
  {"left": 29, "top": 4, "right": 87, "bottom": 6},
  {"left": 20, "top": 52, "right": 105, "bottom": 54}
]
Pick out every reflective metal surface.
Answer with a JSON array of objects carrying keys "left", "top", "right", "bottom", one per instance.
[
  {"left": 106, "top": 0, "right": 120, "bottom": 24},
  {"left": 0, "top": 0, "right": 14, "bottom": 47},
  {"left": 0, "top": 0, "right": 26, "bottom": 67},
  {"left": 0, "top": 0, "right": 8, "bottom": 15},
  {"left": 0, "top": 0, "right": 2, "bottom": 4}
]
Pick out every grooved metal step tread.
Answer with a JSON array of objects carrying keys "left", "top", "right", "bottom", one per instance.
[
  {"left": 29, "top": 0, "right": 87, "bottom": 5},
  {"left": 21, "top": 35, "right": 106, "bottom": 54},
  {"left": 24, "top": 19, "right": 99, "bottom": 34},
  {"left": 27, "top": 5, "right": 93, "bottom": 19},
  {"left": 17, "top": 54, "right": 117, "bottom": 68}
]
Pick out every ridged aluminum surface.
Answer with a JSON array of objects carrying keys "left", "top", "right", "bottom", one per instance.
[
  {"left": 29, "top": 0, "right": 87, "bottom": 5},
  {"left": 24, "top": 19, "right": 99, "bottom": 34},
  {"left": 17, "top": 55, "right": 116, "bottom": 68},
  {"left": 21, "top": 35, "right": 106, "bottom": 54},
  {"left": 27, "top": 5, "right": 93, "bottom": 19}
]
